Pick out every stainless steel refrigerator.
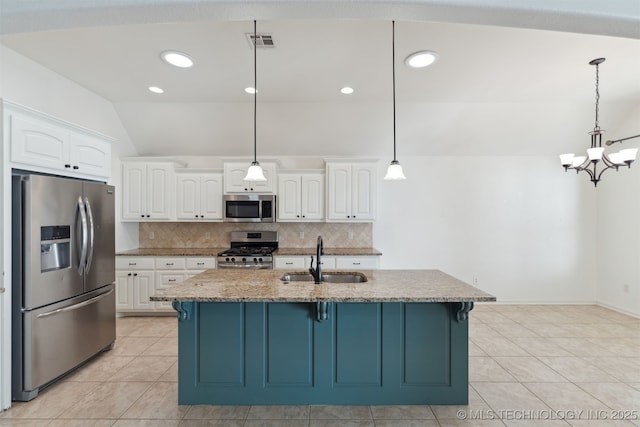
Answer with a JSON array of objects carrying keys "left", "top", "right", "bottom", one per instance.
[{"left": 11, "top": 173, "right": 116, "bottom": 401}]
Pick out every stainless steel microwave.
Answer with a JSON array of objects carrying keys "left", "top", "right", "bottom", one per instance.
[{"left": 223, "top": 194, "right": 276, "bottom": 223}]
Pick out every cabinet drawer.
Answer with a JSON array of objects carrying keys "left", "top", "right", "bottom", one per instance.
[
  {"left": 156, "top": 272, "right": 186, "bottom": 286},
  {"left": 335, "top": 257, "right": 379, "bottom": 269},
  {"left": 186, "top": 257, "right": 216, "bottom": 270},
  {"left": 116, "top": 257, "right": 155, "bottom": 270},
  {"left": 274, "top": 257, "right": 306, "bottom": 269},
  {"left": 155, "top": 257, "right": 187, "bottom": 270}
]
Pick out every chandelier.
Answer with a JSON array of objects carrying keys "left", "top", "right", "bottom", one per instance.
[{"left": 559, "top": 58, "right": 638, "bottom": 187}]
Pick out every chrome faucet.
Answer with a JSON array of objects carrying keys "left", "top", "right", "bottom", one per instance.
[{"left": 309, "top": 235, "right": 324, "bottom": 284}]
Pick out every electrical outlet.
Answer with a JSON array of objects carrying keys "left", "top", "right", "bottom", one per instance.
[
  {"left": 623, "top": 284, "right": 630, "bottom": 293},
  {"left": 348, "top": 231, "right": 353, "bottom": 240},
  {"left": 205, "top": 232, "right": 211, "bottom": 239},
  {"left": 299, "top": 231, "right": 304, "bottom": 239},
  {"left": 473, "top": 277, "right": 479, "bottom": 286},
  {"left": 149, "top": 232, "right": 155, "bottom": 240}
]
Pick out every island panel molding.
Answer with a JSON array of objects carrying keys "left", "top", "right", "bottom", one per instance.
[{"left": 175, "top": 301, "right": 470, "bottom": 405}]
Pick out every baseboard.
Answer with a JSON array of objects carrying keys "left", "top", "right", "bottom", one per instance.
[{"left": 596, "top": 302, "right": 640, "bottom": 319}]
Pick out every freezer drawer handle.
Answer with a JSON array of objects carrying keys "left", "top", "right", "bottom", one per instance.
[{"left": 36, "top": 289, "right": 114, "bottom": 319}]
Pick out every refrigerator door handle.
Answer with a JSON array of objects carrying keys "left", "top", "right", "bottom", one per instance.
[
  {"left": 84, "top": 197, "right": 95, "bottom": 274},
  {"left": 36, "top": 288, "right": 114, "bottom": 318},
  {"left": 76, "top": 196, "right": 88, "bottom": 274}
]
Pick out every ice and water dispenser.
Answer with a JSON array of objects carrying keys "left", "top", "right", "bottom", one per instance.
[{"left": 40, "top": 225, "right": 71, "bottom": 272}]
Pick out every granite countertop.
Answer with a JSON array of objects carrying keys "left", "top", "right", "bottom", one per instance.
[
  {"left": 116, "top": 248, "right": 227, "bottom": 257},
  {"left": 150, "top": 269, "right": 496, "bottom": 303},
  {"left": 275, "top": 248, "right": 382, "bottom": 256},
  {"left": 117, "top": 247, "right": 382, "bottom": 257}
]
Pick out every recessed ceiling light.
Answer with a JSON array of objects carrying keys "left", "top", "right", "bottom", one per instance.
[
  {"left": 340, "top": 86, "right": 354, "bottom": 95},
  {"left": 244, "top": 87, "right": 257, "bottom": 94},
  {"left": 405, "top": 51, "right": 438, "bottom": 68},
  {"left": 160, "top": 50, "right": 194, "bottom": 68},
  {"left": 148, "top": 86, "right": 164, "bottom": 94}
]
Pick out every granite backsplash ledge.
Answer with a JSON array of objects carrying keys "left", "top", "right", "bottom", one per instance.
[{"left": 139, "top": 222, "right": 373, "bottom": 249}]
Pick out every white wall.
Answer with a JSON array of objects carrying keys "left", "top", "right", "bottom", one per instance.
[
  {"left": 374, "top": 156, "right": 599, "bottom": 304},
  {"left": 596, "top": 104, "right": 640, "bottom": 317},
  {"left": 0, "top": 44, "right": 140, "bottom": 251}
]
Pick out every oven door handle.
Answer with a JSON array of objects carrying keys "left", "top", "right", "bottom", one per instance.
[{"left": 37, "top": 289, "right": 114, "bottom": 318}]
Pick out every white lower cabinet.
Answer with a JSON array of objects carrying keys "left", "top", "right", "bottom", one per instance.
[
  {"left": 274, "top": 255, "right": 377, "bottom": 270},
  {"left": 116, "top": 256, "right": 215, "bottom": 313}
]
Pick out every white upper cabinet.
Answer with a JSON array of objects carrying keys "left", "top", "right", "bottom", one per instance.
[
  {"left": 176, "top": 171, "right": 223, "bottom": 220},
  {"left": 224, "top": 162, "right": 276, "bottom": 193},
  {"left": 5, "top": 101, "right": 112, "bottom": 181},
  {"left": 326, "top": 162, "right": 377, "bottom": 222},
  {"left": 122, "top": 161, "right": 179, "bottom": 221},
  {"left": 278, "top": 172, "right": 324, "bottom": 222}
]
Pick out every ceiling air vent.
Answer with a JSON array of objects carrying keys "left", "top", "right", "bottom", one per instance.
[{"left": 246, "top": 33, "right": 275, "bottom": 49}]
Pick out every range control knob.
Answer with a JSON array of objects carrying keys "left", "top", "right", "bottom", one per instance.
[
  {"left": 230, "top": 257, "right": 235, "bottom": 262},
  {"left": 258, "top": 257, "right": 263, "bottom": 263},
  {"left": 253, "top": 258, "right": 258, "bottom": 263},
  {"left": 242, "top": 257, "right": 247, "bottom": 263},
  {"left": 225, "top": 257, "right": 230, "bottom": 262}
]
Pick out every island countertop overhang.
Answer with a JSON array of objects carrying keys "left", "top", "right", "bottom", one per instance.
[{"left": 150, "top": 269, "right": 496, "bottom": 303}]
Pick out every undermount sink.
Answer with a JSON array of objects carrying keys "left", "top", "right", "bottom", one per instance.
[{"left": 280, "top": 272, "right": 368, "bottom": 284}]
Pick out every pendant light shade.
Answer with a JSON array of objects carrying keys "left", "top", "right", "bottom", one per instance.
[
  {"left": 245, "top": 162, "right": 267, "bottom": 181},
  {"left": 245, "top": 20, "right": 267, "bottom": 182},
  {"left": 384, "top": 21, "right": 407, "bottom": 181}
]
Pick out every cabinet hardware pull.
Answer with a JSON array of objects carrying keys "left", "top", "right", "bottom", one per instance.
[
  {"left": 128, "top": 263, "right": 137, "bottom": 266},
  {"left": 244, "top": 188, "right": 248, "bottom": 191},
  {"left": 168, "top": 279, "right": 176, "bottom": 282},
  {"left": 140, "top": 215, "right": 145, "bottom": 218},
  {"left": 146, "top": 215, "right": 150, "bottom": 218},
  {"left": 133, "top": 273, "right": 138, "bottom": 276},
  {"left": 64, "top": 164, "right": 71, "bottom": 168},
  {"left": 73, "top": 165, "right": 79, "bottom": 170},
  {"left": 128, "top": 273, "right": 132, "bottom": 276},
  {"left": 285, "top": 262, "right": 293, "bottom": 265},
  {"left": 166, "top": 263, "right": 174, "bottom": 266},
  {"left": 197, "top": 262, "right": 204, "bottom": 265},
  {"left": 353, "top": 262, "right": 361, "bottom": 265}
]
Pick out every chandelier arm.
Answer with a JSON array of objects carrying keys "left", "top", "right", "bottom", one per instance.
[
  {"left": 577, "top": 165, "right": 595, "bottom": 180},
  {"left": 600, "top": 154, "right": 618, "bottom": 169},
  {"left": 596, "top": 164, "right": 615, "bottom": 182}
]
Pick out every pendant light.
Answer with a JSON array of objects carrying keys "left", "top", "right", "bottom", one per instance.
[
  {"left": 384, "top": 20, "right": 407, "bottom": 180},
  {"left": 559, "top": 58, "right": 639, "bottom": 186},
  {"left": 244, "top": 20, "right": 267, "bottom": 182}
]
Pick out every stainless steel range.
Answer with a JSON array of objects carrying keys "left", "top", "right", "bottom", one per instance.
[{"left": 217, "top": 231, "right": 278, "bottom": 269}]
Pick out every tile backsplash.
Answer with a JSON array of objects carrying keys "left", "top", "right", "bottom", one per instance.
[{"left": 139, "top": 222, "right": 372, "bottom": 248}]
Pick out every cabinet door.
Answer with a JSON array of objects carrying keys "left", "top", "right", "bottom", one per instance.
[
  {"left": 301, "top": 174, "right": 325, "bottom": 221},
  {"left": 351, "top": 164, "right": 376, "bottom": 221},
  {"left": 133, "top": 271, "right": 155, "bottom": 310},
  {"left": 177, "top": 174, "right": 200, "bottom": 220},
  {"left": 224, "top": 164, "right": 251, "bottom": 193},
  {"left": 326, "top": 164, "right": 351, "bottom": 221},
  {"left": 200, "top": 174, "right": 223, "bottom": 219},
  {"left": 115, "top": 272, "right": 133, "bottom": 310},
  {"left": 278, "top": 175, "right": 301, "bottom": 221},
  {"left": 10, "top": 112, "right": 70, "bottom": 172},
  {"left": 147, "top": 164, "right": 174, "bottom": 220},
  {"left": 69, "top": 134, "right": 111, "bottom": 180},
  {"left": 122, "top": 162, "right": 148, "bottom": 220}
]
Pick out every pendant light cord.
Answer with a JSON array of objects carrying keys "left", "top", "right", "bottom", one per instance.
[
  {"left": 392, "top": 21, "right": 397, "bottom": 162},
  {"left": 253, "top": 20, "right": 258, "bottom": 164}
]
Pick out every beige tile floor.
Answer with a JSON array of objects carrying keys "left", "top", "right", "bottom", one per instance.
[{"left": 1, "top": 304, "right": 639, "bottom": 426}]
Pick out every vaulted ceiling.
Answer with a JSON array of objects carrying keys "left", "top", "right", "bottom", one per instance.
[{"left": 1, "top": 0, "right": 639, "bottom": 158}]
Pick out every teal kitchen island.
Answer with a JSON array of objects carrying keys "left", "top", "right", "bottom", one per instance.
[{"left": 151, "top": 269, "right": 495, "bottom": 405}]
